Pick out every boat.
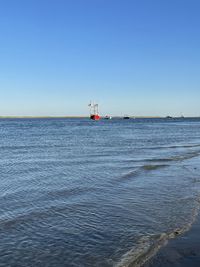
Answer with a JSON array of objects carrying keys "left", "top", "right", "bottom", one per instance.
[
  {"left": 88, "top": 102, "right": 100, "bottom": 120},
  {"left": 123, "top": 115, "right": 130, "bottom": 119},
  {"left": 104, "top": 116, "right": 112, "bottom": 120},
  {"left": 90, "top": 114, "right": 100, "bottom": 120}
]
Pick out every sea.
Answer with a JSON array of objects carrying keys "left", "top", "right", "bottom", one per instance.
[{"left": 1, "top": 118, "right": 200, "bottom": 267}]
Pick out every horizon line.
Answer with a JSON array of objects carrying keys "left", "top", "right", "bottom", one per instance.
[{"left": 0, "top": 116, "right": 199, "bottom": 119}]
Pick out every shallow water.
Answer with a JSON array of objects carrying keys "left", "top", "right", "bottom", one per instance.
[{"left": 1, "top": 118, "right": 200, "bottom": 267}]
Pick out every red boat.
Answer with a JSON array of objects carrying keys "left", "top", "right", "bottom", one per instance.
[
  {"left": 90, "top": 114, "right": 100, "bottom": 120},
  {"left": 88, "top": 102, "right": 100, "bottom": 120}
]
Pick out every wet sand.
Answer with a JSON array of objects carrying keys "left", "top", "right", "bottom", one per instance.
[{"left": 143, "top": 214, "right": 200, "bottom": 267}]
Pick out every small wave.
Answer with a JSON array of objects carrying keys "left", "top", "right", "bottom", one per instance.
[
  {"left": 44, "top": 186, "right": 95, "bottom": 199},
  {"left": 146, "top": 151, "right": 200, "bottom": 163},
  {"left": 119, "top": 151, "right": 200, "bottom": 183},
  {"left": 116, "top": 232, "right": 178, "bottom": 267},
  {"left": 142, "top": 164, "right": 168, "bottom": 171},
  {"left": 116, "top": 198, "right": 200, "bottom": 267},
  {"left": 119, "top": 164, "right": 169, "bottom": 181},
  {"left": 0, "top": 144, "right": 63, "bottom": 150},
  {"left": 124, "top": 151, "right": 200, "bottom": 166},
  {"left": 146, "top": 144, "right": 200, "bottom": 150},
  {"left": 119, "top": 169, "right": 142, "bottom": 180}
]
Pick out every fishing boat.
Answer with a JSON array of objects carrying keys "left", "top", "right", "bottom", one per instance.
[
  {"left": 123, "top": 115, "right": 130, "bottom": 119},
  {"left": 88, "top": 102, "right": 100, "bottom": 120}
]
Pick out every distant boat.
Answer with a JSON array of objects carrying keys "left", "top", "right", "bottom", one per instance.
[
  {"left": 90, "top": 114, "right": 100, "bottom": 120},
  {"left": 104, "top": 116, "right": 112, "bottom": 120},
  {"left": 88, "top": 102, "right": 100, "bottom": 120},
  {"left": 166, "top": 116, "right": 173, "bottom": 119},
  {"left": 123, "top": 115, "right": 130, "bottom": 119}
]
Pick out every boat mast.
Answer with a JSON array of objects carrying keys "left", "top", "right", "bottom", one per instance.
[
  {"left": 89, "top": 101, "right": 99, "bottom": 115},
  {"left": 94, "top": 104, "right": 99, "bottom": 115},
  {"left": 88, "top": 101, "right": 93, "bottom": 115}
]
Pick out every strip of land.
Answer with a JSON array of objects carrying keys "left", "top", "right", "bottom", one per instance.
[{"left": 0, "top": 116, "right": 199, "bottom": 119}]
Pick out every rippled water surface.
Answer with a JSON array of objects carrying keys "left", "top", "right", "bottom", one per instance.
[{"left": 1, "top": 118, "right": 200, "bottom": 267}]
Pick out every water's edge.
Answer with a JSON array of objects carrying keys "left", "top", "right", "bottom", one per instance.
[{"left": 116, "top": 178, "right": 200, "bottom": 267}]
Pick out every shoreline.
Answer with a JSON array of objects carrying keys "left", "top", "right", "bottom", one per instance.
[{"left": 142, "top": 213, "right": 200, "bottom": 267}]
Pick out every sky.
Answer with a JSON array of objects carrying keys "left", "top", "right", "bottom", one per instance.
[{"left": 0, "top": 0, "right": 200, "bottom": 117}]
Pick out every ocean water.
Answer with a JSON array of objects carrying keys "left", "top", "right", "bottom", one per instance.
[{"left": 1, "top": 118, "right": 200, "bottom": 267}]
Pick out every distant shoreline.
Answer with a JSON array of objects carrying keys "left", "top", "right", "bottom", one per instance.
[{"left": 0, "top": 116, "right": 199, "bottom": 119}]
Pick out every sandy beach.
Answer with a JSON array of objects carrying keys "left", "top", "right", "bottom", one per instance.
[{"left": 143, "top": 213, "right": 200, "bottom": 267}]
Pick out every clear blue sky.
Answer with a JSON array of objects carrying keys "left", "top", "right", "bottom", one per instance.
[{"left": 0, "top": 0, "right": 200, "bottom": 116}]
